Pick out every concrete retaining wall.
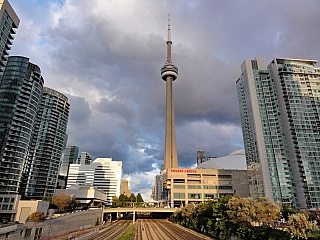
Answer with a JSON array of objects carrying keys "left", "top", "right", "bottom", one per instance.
[{"left": 0, "top": 209, "right": 103, "bottom": 240}]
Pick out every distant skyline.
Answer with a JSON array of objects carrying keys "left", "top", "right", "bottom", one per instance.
[{"left": 8, "top": 0, "right": 320, "bottom": 200}]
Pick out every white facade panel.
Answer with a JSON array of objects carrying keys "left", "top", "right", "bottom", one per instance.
[{"left": 66, "top": 158, "right": 122, "bottom": 206}]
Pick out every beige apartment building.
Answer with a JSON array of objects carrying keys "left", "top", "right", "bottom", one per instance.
[{"left": 164, "top": 168, "right": 249, "bottom": 207}]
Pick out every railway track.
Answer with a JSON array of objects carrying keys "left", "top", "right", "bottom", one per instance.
[
  {"left": 83, "top": 220, "right": 131, "bottom": 240},
  {"left": 143, "top": 220, "right": 153, "bottom": 240},
  {"left": 134, "top": 219, "right": 210, "bottom": 240}
]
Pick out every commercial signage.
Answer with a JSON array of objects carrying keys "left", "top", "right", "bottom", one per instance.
[{"left": 170, "top": 169, "right": 197, "bottom": 173}]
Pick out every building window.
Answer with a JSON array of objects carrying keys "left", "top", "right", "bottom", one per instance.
[
  {"left": 203, "top": 185, "right": 217, "bottom": 189},
  {"left": 187, "top": 180, "right": 201, "bottom": 184},
  {"left": 219, "top": 193, "right": 233, "bottom": 197},
  {"left": 1, "top": 204, "right": 8, "bottom": 210},
  {"left": 10, "top": 198, "right": 14, "bottom": 203},
  {"left": 35, "top": 227, "right": 42, "bottom": 236},
  {"left": 25, "top": 228, "right": 32, "bottom": 237},
  {"left": 4, "top": 198, "right": 9, "bottom": 203},
  {"left": 203, "top": 174, "right": 216, "bottom": 178},
  {"left": 218, "top": 175, "right": 232, "bottom": 179},
  {"left": 188, "top": 193, "right": 202, "bottom": 199},
  {"left": 173, "top": 185, "right": 185, "bottom": 189},
  {"left": 173, "top": 193, "right": 185, "bottom": 199},
  {"left": 188, "top": 185, "right": 202, "bottom": 189},
  {"left": 218, "top": 186, "right": 233, "bottom": 190},
  {"left": 204, "top": 194, "right": 217, "bottom": 199},
  {"left": 173, "top": 179, "right": 185, "bottom": 184},
  {"left": 9, "top": 204, "right": 13, "bottom": 210},
  {"left": 187, "top": 174, "right": 201, "bottom": 178}
]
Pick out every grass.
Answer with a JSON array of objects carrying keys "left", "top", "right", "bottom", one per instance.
[
  {"left": 308, "top": 231, "right": 320, "bottom": 239},
  {"left": 118, "top": 224, "right": 135, "bottom": 240}
]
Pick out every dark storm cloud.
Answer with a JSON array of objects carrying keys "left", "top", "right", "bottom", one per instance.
[
  {"left": 136, "top": 157, "right": 157, "bottom": 173},
  {"left": 65, "top": 94, "right": 91, "bottom": 126},
  {"left": 144, "top": 147, "right": 161, "bottom": 158},
  {"left": 9, "top": 0, "right": 320, "bottom": 198},
  {"left": 94, "top": 98, "right": 134, "bottom": 121},
  {"left": 45, "top": 17, "right": 165, "bottom": 94}
]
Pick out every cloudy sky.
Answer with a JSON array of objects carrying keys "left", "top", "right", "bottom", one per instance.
[{"left": 9, "top": 0, "right": 320, "bottom": 199}]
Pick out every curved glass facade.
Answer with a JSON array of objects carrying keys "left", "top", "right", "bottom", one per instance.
[
  {"left": 23, "top": 87, "right": 70, "bottom": 198},
  {"left": 0, "top": 56, "right": 44, "bottom": 194}
]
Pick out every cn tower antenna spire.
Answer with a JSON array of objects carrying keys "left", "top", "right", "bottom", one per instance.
[
  {"left": 167, "top": 13, "right": 172, "bottom": 62},
  {"left": 168, "top": 13, "right": 171, "bottom": 42}
]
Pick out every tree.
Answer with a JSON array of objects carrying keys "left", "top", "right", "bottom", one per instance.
[
  {"left": 112, "top": 196, "right": 120, "bottom": 208},
  {"left": 281, "top": 203, "right": 295, "bottom": 220},
  {"left": 180, "top": 203, "right": 196, "bottom": 228},
  {"left": 136, "top": 193, "right": 144, "bottom": 202},
  {"left": 286, "top": 213, "right": 318, "bottom": 239},
  {"left": 193, "top": 200, "right": 214, "bottom": 233},
  {"left": 255, "top": 197, "right": 280, "bottom": 224},
  {"left": 129, "top": 193, "right": 136, "bottom": 203},
  {"left": 28, "top": 212, "right": 44, "bottom": 222},
  {"left": 211, "top": 195, "right": 236, "bottom": 240},
  {"left": 226, "top": 196, "right": 280, "bottom": 226},
  {"left": 53, "top": 192, "right": 72, "bottom": 212},
  {"left": 119, "top": 194, "right": 129, "bottom": 202},
  {"left": 226, "top": 197, "right": 257, "bottom": 226},
  {"left": 97, "top": 202, "right": 102, "bottom": 208},
  {"left": 65, "top": 195, "right": 80, "bottom": 211}
]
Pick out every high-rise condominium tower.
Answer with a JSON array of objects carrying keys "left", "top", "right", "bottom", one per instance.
[
  {"left": 0, "top": 0, "right": 19, "bottom": 77},
  {"left": 22, "top": 87, "right": 70, "bottom": 198},
  {"left": 161, "top": 15, "right": 178, "bottom": 169},
  {"left": 237, "top": 57, "right": 320, "bottom": 209},
  {"left": 0, "top": 56, "right": 70, "bottom": 197},
  {"left": 0, "top": 56, "right": 44, "bottom": 194}
]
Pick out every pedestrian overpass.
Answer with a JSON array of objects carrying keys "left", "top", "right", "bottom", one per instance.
[{"left": 102, "top": 207, "right": 177, "bottom": 222}]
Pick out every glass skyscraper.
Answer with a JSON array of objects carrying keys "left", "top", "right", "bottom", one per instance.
[
  {"left": 237, "top": 57, "right": 320, "bottom": 209},
  {"left": 0, "top": 0, "right": 20, "bottom": 194},
  {"left": 59, "top": 146, "right": 79, "bottom": 177},
  {"left": 0, "top": 0, "right": 19, "bottom": 77},
  {"left": 22, "top": 87, "right": 70, "bottom": 198},
  {"left": 0, "top": 56, "right": 70, "bottom": 198},
  {"left": 57, "top": 145, "right": 79, "bottom": 189},
  {"left": 76, "top": 151, "right": 92, "bottom": 165},
  {"left": 0, "top": 56, "right": 44, "bottom": 194}
]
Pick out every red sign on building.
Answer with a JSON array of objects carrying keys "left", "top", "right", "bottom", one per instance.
[{"left": 170, "top": 169, "right": 197, "bottom": 173}]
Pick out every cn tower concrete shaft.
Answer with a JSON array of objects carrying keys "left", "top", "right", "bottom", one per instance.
[
  {"left": 161, "top": 14, "right": 179, "bottom": 169},
  {"left": 164, "top": 75, "right": 178, "bottom": 169}
]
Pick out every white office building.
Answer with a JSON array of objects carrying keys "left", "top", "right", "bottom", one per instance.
[{"left": 66, "top": 158, "right": 122, "bottom": 206}]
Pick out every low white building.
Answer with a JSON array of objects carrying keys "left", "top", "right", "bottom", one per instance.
[
  {"left": 66, "top": 158, "right": 122, "bottom": 206},
  {"left": 56, "top": 185, "right": 107, "bottom": 205},
  {"left": 15, "top": 200, "right": 49, "bottom": 223}
]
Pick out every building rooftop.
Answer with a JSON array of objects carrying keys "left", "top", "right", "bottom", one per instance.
[{"left": 197, "top": 149, "right": 247, "bottom": 170}]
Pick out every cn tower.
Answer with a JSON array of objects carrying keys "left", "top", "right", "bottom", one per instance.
[{"left": 161, "top": 14, "right": 178, "bottom": 169}]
